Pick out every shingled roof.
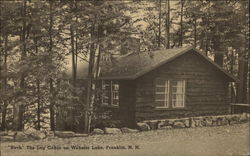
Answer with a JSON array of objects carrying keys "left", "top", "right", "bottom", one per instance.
[{"left": 100, "top": 46, "right": 236, "bottom": 81}]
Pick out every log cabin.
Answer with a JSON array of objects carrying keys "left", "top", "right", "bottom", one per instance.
[{"left": 62, "top": 46, "right": 236, "bottom": 129}]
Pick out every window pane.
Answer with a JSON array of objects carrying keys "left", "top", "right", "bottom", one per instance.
[
  {"left": 155, "top": 87, "right": 165, "bottom": 92},
  {"left": 177, "top": 80, "right": 184, "bottom": 87},
  {"left": 178, "top": 87, "right": 184, "bottom": 93},
  {"left": 171, "top": 80, "right": 185, "bottom": 108},
  {"left": 172, "top": 94, "right": 183, "bottom": 100},
  {"left": 102, "top": 90, "right": 109, "bottom": 104},
  {"left": 112, "top": 84, "right": 119, "bottom": 91},
  {"left": 102, "top": 92, "right": 109, "bottom": 100},
  {"left": 172, "top": 100, "right": 176, "bottom": 107},
  {"left": 175, "top": 100, "right": 184, "bottom": 107},
  {"left": 172, "top": 80, "right": 184, "bottom": 87},
  {"left": 112, "top": 92, "right": 119, "bottom": 99},
  {"left": 173, "top": 87, "right": 184, "bottom": 93},
  {"left": 172, "top": 95, "right": 184, "bottom": 107},
  {"left": 172, "top": 94, "right": 183, "bottom": 99},
  {"left": 112, "top": 99, "right": 119, "bottom": 106},
  {"left": 155, "top": 94, "right": 165, "bottom": 99},
  {"left": 102, "top": 81, "right": 110, "bottom": 89},
  {"left": 172, "top": 87, "right": 177, "bottom": 93},
  {"left": 172, "top": 94, "right": 176, "bottom": 100}
]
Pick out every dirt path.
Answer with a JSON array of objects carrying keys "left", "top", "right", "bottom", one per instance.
[{"left": 1, "top": 123, "right": 249, "bottom": 156}]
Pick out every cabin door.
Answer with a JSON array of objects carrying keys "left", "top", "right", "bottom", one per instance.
[{"left": 119, "top": 81, "right": 136, "bottom": 128}]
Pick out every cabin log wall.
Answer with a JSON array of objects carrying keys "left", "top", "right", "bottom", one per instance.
[{"left": 134, "top": 51, "right": 230, "bottom": 121}]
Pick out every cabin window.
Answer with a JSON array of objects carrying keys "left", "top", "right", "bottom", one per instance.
[
  {"left": 101, "top": 80, "right": 119, "bottom": 106},
  {"left": 155, "top": 79, "right": 185, "bottom": 108},
  {"left": 155, "top": 79, "right": 170, "bottom": 108}
]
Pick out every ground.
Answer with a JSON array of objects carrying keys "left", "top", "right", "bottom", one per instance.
[{"left": 1, "top": 123, "right": 249, "bottom": 156}]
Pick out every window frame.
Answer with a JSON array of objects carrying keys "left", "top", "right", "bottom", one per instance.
[
  {"left": 101, "top": 80, "right": 111, "bottom": 105},
  {"left": 154, "top": 78, "right": 186, "bottom": 109},
  {"left": 101, "top": 80, "right": 119, "bottom": 107},
  {"left": 110, "top": 81, "right": 119, "bottom": 106}
]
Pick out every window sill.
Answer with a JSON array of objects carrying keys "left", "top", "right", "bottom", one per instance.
[{"left": 154, "top": 107, "right": 187, "bottom": 111}]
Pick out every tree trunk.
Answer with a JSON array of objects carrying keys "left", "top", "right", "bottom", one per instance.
[
  {"left": 205, "top": 0, "right": 211, "bottom": 56},
  {"left": 70, "top": 25, "right": 76, "bottom": 87},
  {"left": 37, "top": 80, "right": 41, "bottom": 130},
  {"left": 165, "top": 0, "right": 170, "bottom": 49},
  {"left": 179, "top": 0, "right": 184, "bottom": 47},
  {"left": 193, "top": 17, "right": 197, "bottom": 48},
  {"left": 94, "top": 24, "right": 104, "bottom": 82},
  {"left": 15, "top": 0, "right": 27, "bottom": 131},
  {"left": 70, "top": 25, "right": 75, "bottom": 131},
  {"left": 75, "top": 24, "right": 78, "bottom": 80},
  {"left": 49, "top": 0, "right": 55, "bottom": 131},
  {"left": 33, "top": 31, "right": 41, "bottom": 130},
  {"left": 1, "top": 35, "right": 8, "bottom": 130},
  {"left": 69, "top": 2, "right": 79, "bottom": 131},
  {"left": 1, "top": 103, "right": 7, "bottom": 130},
  {"left": 230, "top": 50, "right": 236, "bottom": 102},
  {"left": 0, "top": 0, "right": 2, "bottom": 87},
  {"left": 236, "top": 48, "right": 248, "bottom": 103},
  {"left": 248, "top": 53, "right": 250, "bottom": 104},
  {"left": 212, "top": 23, "right": 224, "bottom": 67},
  {"left": 74, "top": 1, "right": 78, "bottom": 74},
  {"left": 84, "top": 48, "right": 95, "bottom": 133},
  {"left": 49, "top": 80, "right": 55, "bottom": 131},
  {"left": 243, "top": 55, "right": 248, "bottom": 103},
  {"left": 84, "top": 25, "right": 96, "bottom": 133},
  {"left": 158, "top": 0, "right": 161, "bottom": 48}
]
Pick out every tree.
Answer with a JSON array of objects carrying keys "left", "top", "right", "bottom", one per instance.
[
  {"left": 48, "top": 0, "right": 55, "bottom": 131},
  {"left": 1, "top": 34, "right": 8, "bottom": 130},
  {"left": 0, "top": 1, "right": 22, "bottom": 130},
  {"left": 165, "top": 0, "right": 170, "bottom": 48},
  {"left": 179, "top": 0, "right": 184, "bottom": 47},
  {"left": 15, "top": 0, "right": 28, "bottom": 131},
  {"left": 158, "top": 0, "right": 162, "bottom": 48}
]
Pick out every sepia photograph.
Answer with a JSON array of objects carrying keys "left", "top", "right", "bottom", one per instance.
[{"left": 0, "top": 0, "right": 249, "bottom": 156}]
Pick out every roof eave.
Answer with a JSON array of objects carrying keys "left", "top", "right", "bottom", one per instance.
[{"left": 99, "top": 76, "right": 136, "bottom": 80}]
